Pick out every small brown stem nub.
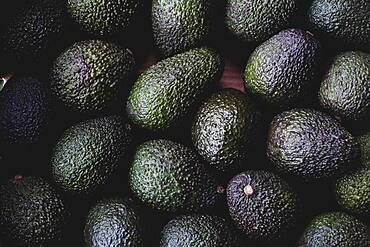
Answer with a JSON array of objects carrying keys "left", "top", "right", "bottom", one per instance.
[
  {"left": 244, "top": 185, "right": 254, "bottom": 196},
  {"left": 217, "top": 186, "right": 225, "bottom": 194},
  {"left": 14, "top": 175, "right": 23, "bottom": 182}
]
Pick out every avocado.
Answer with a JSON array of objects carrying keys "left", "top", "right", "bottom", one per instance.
[
  {"left": 358, "top": 132, "right": 370, "bottom": 167},
  {"left": 160, "top": 214, "right": 242, "bottom": 247},
  {"left": 227, "top": 170, "right": 300, "bottom": 242},
  {"left": 299, "top": 212, "right": 370, "bottom": 247},
  {"left": 335, "top": 168, "right": 370, "bottom": 217},
  {"left": 0, "top": 0, "right": 66, "bottom": 72},
  {"left": 0, "top": 176, "right": 69, "bottom": 247},
  {"left": 67, "top": 0, "right": 140, "bottom": 37},
  {"left": 319, "top": 51, "right": 370, "bottom": 122},
  {"left": 192, "top": 88, "right": 260, "bottom": 174},
  {"left": 127, "top": 47, "right": 223, "bottom": 131},
  {"left": 84, "top": 198, "right": 143, "bottom": 247},
  {"left": 51, "top": 115, "right": 132, "bottom": 195},
  {"left": 152, "top": 0, "right": 214, "bottom": 57},
  {"left": 129, "top": 139, "right": 221, "bottom": 213},
  {"left": 267, "top": 108, "right": 357, "bottom": 181},
  {"left": 225, "top": 0, "right": 298, "bottom": 43},
  {"left": 50, "top": 40, "right": 135, "bottom": 115},
  {"left": 308, "top": 0, "right": 370, "bottom": 50},
  {"left": 0, "top": 75, "right": 49, "bottom": 146},
  {"left": 244, "top": 28, "right": 321, "bottom": 108}
]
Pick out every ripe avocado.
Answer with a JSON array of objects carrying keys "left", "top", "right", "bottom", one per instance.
[
  {"left": 0, "top": 76, "right": 49, "bottom": 146},
  {"left": 358, "top": 132, "right": 370, "bottom": 168},
  {"left": 299, "top": 212, "right": 370, "bottom": 247},
  {"left": 127, "top": 47, "right": 223, "bottom": 131},
  {"left": 84, "top": 198, "right": 143, "bottom": 247},
  {"left": 160, "top": 214, "right": 242, "bottom": 247},
  {"left": 319, "top": 51, "right": 370, "bottom": 122},
  {"left": 0, "top": 0, "right": 66, "bottom": 72},
  {"left": 244, "top": 29, "right": 321, "bottom": 108},
  {"left": 225, "top": 0, "right": 298, "bottom": 43},
  {"left": 50, "top": 40, "right": 135, "bottom": 115},
  {"left": 129, "top": 139, "right": 221, "bottom": 213},
  {"left": 152, "top": 0, "right": 214, "bottom": 57},
  {"left": 67, "top": 0, "right": 140, "bottom": 37},
  {"left": 0, "top": 176, "right": 69, "bottom": 247},
  {"left": 267, "top": 108, "right": 357, "bottom": 181},
  {"left": 51, "top": 115, "right": 132, "bottom": 195},
  {"left": 227, "top": 170, "right": 300, "bottom": 241},
  {"left": 192, "top": 88, "right": 261, "bottom": 174},
  {"left": 308, "top": 0, "right": 370, "bottom": 50}
]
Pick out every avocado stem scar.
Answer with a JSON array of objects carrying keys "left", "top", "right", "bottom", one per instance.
[{"left": 244, "top": 185, "right": 254, "bottom": 196}]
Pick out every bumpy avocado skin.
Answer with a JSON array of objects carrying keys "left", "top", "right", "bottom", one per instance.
[
  {"left": 160, "top": 214, "right": 242, "bottom": 247},
  {"left": 127, "top": 47, "right": 223, "bottom": 131},
  {"left": 51, "top": 115, "right": 132, "bottom": 195},
  {"left": 225, "top": 0, "right": 298, "bottom": 43},
  {"left": 319, "top": 51, "right": 370, "bottom": 121},
  {"left": 0, "top": 76, "right": 49, "bottom": 145},
  {"left": 0, "top": 176, "right": 69, "bottom": 247},
  {"left": 129, "top": 139, "right": 220, "bottom": 213},
  {"left": 267, "top": 108, "right": 357, "bottom": 180},
  {"left": 67, "top": 0, "right": 139, "bottom": 37},
  {"left": 192, "top": 88, "right": 260, "bottom": 173},
  {"left": 227, "top": 170, "right": 300, "bottom": 241},
  {"left": 358, "top": 132, "right": 370, "bottom": 168},
  {"left": 244, "top": 29, "right": 321, "bottom": 108},
  {"left": 300, "top": 212, "right": 370, "bottom": 247},
  {"left": 84, "top": 198, "right": 143, "bottom": 247},
  {"left": 152, "top": 0, "right": 214, "bottom": 57},
  {"left": 309, "top": 0, "right": 370, "bottom": 50},
  {"left": 50, "top": 40, "right": 135, "bottom": 114}
]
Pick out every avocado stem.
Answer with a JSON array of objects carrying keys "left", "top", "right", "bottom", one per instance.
[
  {"left": 244, "top": 185, "right": 254, "bottom": 196},
  {"left": 0, "top": 73, "right": 13, "bottom": 92},
  {"left": 217, "top": 186, "right": 225, "bottom": 194},
  {"left": 14, "top": 175, "right": 23, "bottom": 182}
]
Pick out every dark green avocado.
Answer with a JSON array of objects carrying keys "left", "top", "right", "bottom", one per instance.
[
  {"left": 319, "top": 51, "right": 370, "bottom": 122},
  {"left": 50, "top": 40, "right": 135, "bottom": 115},
  {"left": 67, "top": 0, "right": 140, "bottom": 37},
  {"left": 126, "top": 47, "right": 223, "bottom": 131},
  {"left": 358, "top": 132, "right": 370, "bottom": 167},
  {"left": 0, "top": 176, "right": 69, "bottom": 247},
  {"left": 129, "top": 139, "right": 222, "bottom": 213},
  {"left": 0, "top": 0, "right": 66, "bottom": 71},
  {"left": 299, "top": 212, "right": 370, "bottom": 247},
  {"left": 192, "top": 88, "right": 260, "bottom": 174},
  {"left": 51, "top": 115, "right": 132, "bottom": 195},
  {"left": 0, "top": 75, "right": 49, "bottom": 145},
  {"left": 152, "top": 0, "right": 214, "bottom": 57},
  {"left": 267, "top": 108, "right": 357, "bottom": 181},
  {"left": 308, "top": 0, "right": 370, "bottom": 50},
  {"left": 244, "top": 28, "right": 321, "bottom": 108},
  {"left": 225, "top": 0, "right": 298, "bottom": 43},
  {"left": 160, "top": 214, "right": 242, "bottom": 247},
  {"left": 227, "top": 170, "right": 300, "bottom": 241},
  {"left": 84, "top": 198, "right": 143, "bottom": 247}
]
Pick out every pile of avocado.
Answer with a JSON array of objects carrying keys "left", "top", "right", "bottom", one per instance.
[{"left": 0, "top": 0, "right": 369, "bottom": 246}]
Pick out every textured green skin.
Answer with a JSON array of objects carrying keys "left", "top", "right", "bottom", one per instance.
[
  {"left": 160, "top": 215, "right": 241, "bottom": 247},
  {"left": 51, "top": 115, "right": 132, "bottom": 195},
  {"left": 0, "top": 177, "right": 69, "bottom": 247},
  {"left": 192, "top": 88, "right": 260, "bottom": 173},
  {"left": 358, "top": 132, "right": 370, "bottom": 167},
  {"left": 225, "top": 0, "right": 297, "bottom": 43},
  {"left": 267, "top": 108, "right": 356, "bottom": 181},
  {"left": 244, "top": 29, "right": 321, "bottom": 107},
  {"left": 0, "top": 76, "right": 48, "bottom": 145},
  {"left": 300, "top": 212, "right": 370, "bottom": 247},
  {"left": 67, "top": 0, "right": 139, "bottom": 37},
  {"left": 127, "top": 47, "right": 223, "bottom": 131},
  {"left": 0, "top": 1, "right": 65, "bottom": 65},
  {"left": 152, "top": 0, "right": 213, "bottom": 57},
  {"left": 51, "top": 40, "right": 135, "bottom": 114},
  {"left": 309, "top": 0, "right": 370, "bottom": 49},
  {"left": 129, "top": 139, "right": 220, "bottom": 213},
  {"left": 335, "top": 168, "right": 370, "bottom": 216},
  {"left": 227, "top": 170, "right": 300, "bottom": 241},
  {"left": 319, "top": 51, "right": 370, "bottom": 121},
  {"left": 84, "top": 198, "right": 143, "bottom": 247}
]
